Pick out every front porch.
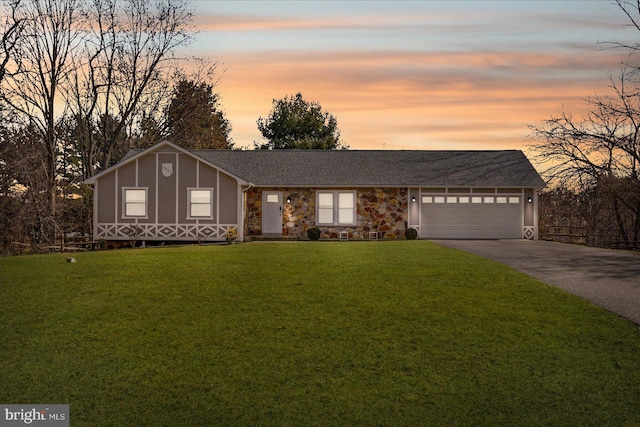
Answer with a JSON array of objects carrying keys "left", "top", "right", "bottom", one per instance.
[{"left": 243, "top": 187, "right": 409, "bottom": 240}]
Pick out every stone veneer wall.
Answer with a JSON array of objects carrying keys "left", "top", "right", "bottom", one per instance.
[{"left": 245, "top": 187, "right": 409, "bottom": 239}]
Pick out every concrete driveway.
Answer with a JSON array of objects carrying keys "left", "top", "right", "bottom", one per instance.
[{"left": 432, "top": 240, "right": 640, "bottom": 325}]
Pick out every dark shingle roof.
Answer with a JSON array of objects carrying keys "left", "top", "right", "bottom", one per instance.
[
  {"left": 116, "top": 147, "right": 545, "bottom": 188},
  {"left": 190, "top": 149, "right": 545, "bottom": 187}
]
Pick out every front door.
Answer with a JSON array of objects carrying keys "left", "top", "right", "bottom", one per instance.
[{"left": 262, "top": 191, "right": 283, "bottom": 235}]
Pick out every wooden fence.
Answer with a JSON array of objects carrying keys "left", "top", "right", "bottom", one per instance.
[
  {"left": 542, "top": 225, "right": 587, "bottom": 245},
  {"left": 542, "top": 225, "right": 639, "bottom": 250},
  {"left": 42, "top": 234, "right": 94, "bottom": 253}
]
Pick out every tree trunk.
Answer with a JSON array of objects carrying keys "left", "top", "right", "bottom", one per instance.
[{"left": 613, "top": 197, "right": 629, "bottom": 248}]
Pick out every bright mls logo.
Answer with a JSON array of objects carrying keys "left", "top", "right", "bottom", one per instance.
[
  {"left": 1, "top": 405, "right": 68, "bottom": 426},
  {"left": 161, "top": 162, "right": 173, "bottom": 177}
]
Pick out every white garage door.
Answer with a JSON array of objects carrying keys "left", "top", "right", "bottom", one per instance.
[{"left": 420, "top": 195, "right": 522, "bottom": 239}]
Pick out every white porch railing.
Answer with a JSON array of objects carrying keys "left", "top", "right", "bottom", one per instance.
[{"left": 95, "top": 223, "right": 237, "bottom": 240}]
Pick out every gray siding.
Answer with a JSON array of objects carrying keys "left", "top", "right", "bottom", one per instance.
[
  {"left": 97, "top": 171, "right": 115, "bottom": 223},
  {"left": 117, "top": 161, "right": 136, "bottom": 223},
  {"left": 157, "top": 153, "right": 177, "bottom": 223},
  {"left": 408, "top": 188, "right": 420, "bottom": 226},
  {"left": 178, "top": 154, "right": 197, "bottom": 223},
  {"left": 524, "top": 189, "right": 534, "bottom": 227},
  {"left": 138, "top": 152, "right": 156, "bottom": 223},
  {"left": 219, "top": 172, "right": 238, "bottom": 224},
  {"left": 93, "top": 148, "right": 241, "bottom": 241},
  {"left": 199, "top": 158, "right": 218, "bottom": 224}
]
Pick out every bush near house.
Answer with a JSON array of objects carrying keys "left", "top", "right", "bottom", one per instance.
[
  {"left": 405, "top": 228, "right": 418, "bottom": 240},
  {"left": 307, "top": 227, "right": 321, "bottom": 240},
  {"left": 1, "top": 242, "right": 639, "bottom": 426}
]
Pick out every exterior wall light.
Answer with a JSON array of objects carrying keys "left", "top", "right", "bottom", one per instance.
[
  {"left": 286, "top": 196, "right": 291, "bottom": 204},
  {"left": 527, "top": 196, "right": 532, "bottom": 203},
  {"left": 411, "top": 196, "right": 416, "bottom": 202}
]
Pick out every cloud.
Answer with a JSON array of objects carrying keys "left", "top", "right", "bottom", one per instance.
[
  {"left": 192, "top": 7, "right": 625, "bottom": 36},
  {"left": 189, "top": 2, "right": 632, "bottom": 151},
  {"left": 193, "top": 11, "right": 494, "bottom": 33},
  {"left": 218, "top": 48, "right": 619, "bottom": 110}
]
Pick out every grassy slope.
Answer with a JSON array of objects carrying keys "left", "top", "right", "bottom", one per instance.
[{"left": 1, "top": 241, "right": 639, "bottom": 426}]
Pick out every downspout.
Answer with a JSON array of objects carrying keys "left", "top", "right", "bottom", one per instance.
[{"left": 241, "top": 183, "right": 255, "bottom": 242}]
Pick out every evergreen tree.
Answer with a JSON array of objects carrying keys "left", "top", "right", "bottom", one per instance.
[
  {"left": 165, "top": 79, "right": 233, "bottom": 150},
  {"left": 256, "top": 92, "right": 346, "bottom": 149}
]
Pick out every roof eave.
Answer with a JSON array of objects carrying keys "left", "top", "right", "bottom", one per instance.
[
  {"left": 83, "top": 140, "right": 250, "bottom": 186},
  {"left": 249, "top": 183, "right": 547, "bottom": 188}
]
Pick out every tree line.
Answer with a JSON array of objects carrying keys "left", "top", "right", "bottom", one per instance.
[
  {"left": 528, "top": 1, "right": 640, "bottom": 250},
  {"left": 0, "top": 0, "right": 234, "bottom": 252},
  {"left": 0, "top": 0, "right": 343, "bottom": 253}
]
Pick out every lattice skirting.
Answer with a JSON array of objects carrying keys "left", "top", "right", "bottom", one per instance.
[
  {"left": 96, "top": 223, "right": 237, "bottom": 241},
  {"left": 523, "top": 226, "right": 535, "bottom": 240}
]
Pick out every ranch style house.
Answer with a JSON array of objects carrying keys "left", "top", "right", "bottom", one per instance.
[{"left": 83, "top": 140, "right": 546, "bottom": 243}]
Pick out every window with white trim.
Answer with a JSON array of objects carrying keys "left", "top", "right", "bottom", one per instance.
[
  {"left": 123, "top": 188, "right": 147, "bottom": 218},
  {"left": 338, "top": 192, "right": 354, "bottom": 224},
  {"left": 318, "top": 192, "right": 334, "bottom": 224},
  {"left": 316, "top": 191, "right": 356, "bottom": 225},
  {"left": 188, "top": 188, "right": 213, "bottom": 219}
]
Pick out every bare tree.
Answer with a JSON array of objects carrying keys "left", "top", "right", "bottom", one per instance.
[
  {"left": 66, "top": 0, "right": 194, "bottom": 180},
  {"left": 0, "top": 0, "right": 83, "bottom": 241},
  {"left": 529, "top": 74, "right": 632, "bottom": 186},
  {"left": 605, "top": 1, "right": 640, "bottom": 53},
  {"left": 0, "top": 124, "right": 52, "bottom": 250},
  {"left": 0, "top": 0, "right": 26, "bottom": 84},
  {"left": 528, "top": 69, "right": 640, "bottom": 248},
  {"left": 0, "top": 0, "right": 195, "bottom": 245}
]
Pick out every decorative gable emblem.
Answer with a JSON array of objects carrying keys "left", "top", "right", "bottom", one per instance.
[{"left": 161, "top": 163, "right": 173, "bottom": 177}]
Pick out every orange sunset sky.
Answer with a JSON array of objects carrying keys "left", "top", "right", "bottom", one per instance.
[{"left": 186, "top": 1, "right": 634, "bottom": 152}]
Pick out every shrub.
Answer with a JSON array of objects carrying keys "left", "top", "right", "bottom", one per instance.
[
  {"left": 405, "top": 228, "right": 418, "bottom": 240},
  {"left": 307, "top": 227, "right": 321, "bottom": 241},
  {"left": 226, "top": 227, "right": 238, "bottom": 244}
]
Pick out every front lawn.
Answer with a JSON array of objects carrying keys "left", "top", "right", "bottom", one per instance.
[{"left": 1, "top": 241, "right": 639, "bottom": 426}]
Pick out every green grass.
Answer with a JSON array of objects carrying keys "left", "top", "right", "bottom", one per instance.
[{"left": 1, "top": 241, "right": 639, "bottom": 426}]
